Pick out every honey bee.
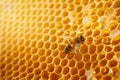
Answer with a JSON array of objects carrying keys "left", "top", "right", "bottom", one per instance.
[{"left": 65, "top": 35, "right": 85, "bottom": 54}]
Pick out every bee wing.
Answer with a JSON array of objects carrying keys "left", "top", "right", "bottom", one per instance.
[{"left": 74, "top": 44, "right": 80, "bottom": 54}]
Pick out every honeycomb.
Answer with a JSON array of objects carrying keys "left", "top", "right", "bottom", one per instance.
[{"left": 0, "top": 0, "right": 120, "bottom": 80}]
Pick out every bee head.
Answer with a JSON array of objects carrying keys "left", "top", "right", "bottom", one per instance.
[{"left": 80, "top": 36, "right": 85, "bottom": 43}]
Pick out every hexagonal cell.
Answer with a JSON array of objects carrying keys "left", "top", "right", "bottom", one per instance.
[
  {"left": 108, "top": 59, "right": 118, "bottom": 67},
  {"left": 77, "top": 61, "right": 84, "bottom": 69},
  {"left": 69, "top": 59, "right": 76, "bottom": 67},
  {"left": 50, "top": 73, "right": 59, "bottom": 80},
  {"left": 79, "top": 69, "right": 85, "bottom": 76},
  {"left": 71, "top": 67, "right": 78, "bottom": 75},
  {"left": 83, "top": 54, "right": 90, "bottom": 62},
  {"left": 55, "top": 66, "right": 62, "bottom": 74},
  {"left": 103, "top": 75, "right": 112, "bottom": 80},
  {"left": 99, "top": 59, "right": 107, "bottom": 66},
  {"left": 61, "top": 59, "right": 68, "bottom": 66},
  {"left": 101, "top": 67, "right": 109, "bottom": 75},
  {"left": 41, "top": 70, "right": 49, "bottom": 79},
  {"left": 63, "top": 66, "right": 69, "bottom": 74}
]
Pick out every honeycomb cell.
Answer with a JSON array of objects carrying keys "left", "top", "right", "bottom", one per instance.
[
  {"left": 41, "top": 70, "right": 49, "bottom": 79},
  {"left": 63, "top": 66, "right": 69, "bottom": 74},
  {"left": 71, "top": 67, "right": 78, "bottom": 75},
  {"left": 69, "top": 59, "right": 75, "bottom": 67},
  {"left": 50, "top": 73, "right": 59, "bottom": 80},
  {"left": 89, "top": 44, "right": 96, "bottom": 54},
  {"left": 113, "top": 0, "right": 120, "bottom": 8},
  {"left": 108, "top": 59, "right": 118, "bottom": 67},
  {"left": 79, "top": 69, "right": 85, "bottom": 76},
  {"left": 99, "top": 59, "right": 107, "bottom": 66},
  {"left": 101, "top": 67, "right": 109, "bottom": 75},
  {"left": 61, "top": 59, "right": 68, "bottom": 66},
  {"left": 55, "top": 66, "right": 62, "bottom": 74},
  {"left": 47, "top": 64, "right": 54, "bottom": 72}
]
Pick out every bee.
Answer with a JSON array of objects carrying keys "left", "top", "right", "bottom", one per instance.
[{"left": 65, "top": 35, "right": 85, "bottom": 54}]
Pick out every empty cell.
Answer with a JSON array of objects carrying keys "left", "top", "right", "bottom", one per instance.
[
  {"left": 50, "top": 36, "right": 57, "bottom": 42},
  {"left": 34, "top": 69, "right": 41, "bottom": 75},
  {"left": 94, "top": 66, "right": 100, "bottom": 74},
  {"left": 99, "top": 59, "right": 107, "bottom": 66},
  {"left": 98, "top": 53, "right": 105, "bottom": 60},
  {"left": 32, "top": 54, "right": 39, "bottom": 61},
  {"left": 97, "top": 8, "right": 105, "bottom": 16},
  {"left": 52, "top": 50, "right": 59, "bottom": 57},
  {"left": 114, "top": 45, "right": 120, "bottom": 52},
  {"left": 86, "top": 37, "right": 93, "bottom": 44},
  {"left": 38, "top": 49, "right": 45, "bottom": 55},
  {"left": 54, "top": 57, "right": 60, "bottom": 65},
  {"left": 103, "top": 75, "right": 112, "bottom": 80},
  {"left": 85, "top": 62, "right": 91, "bottom": 70},
  {"left": 43, "top": 35, "right": 50, "bottom": 41},
  {"left": 19, "top": 59, "right": 25, "bottom": 66},
  {"left": 51, "top": 43, "right": 58, "bottom": 50},
  {"left": 13, "top": 65, "right": 19, "bottom": 71},
  {"left": 62, "top": 11, "right": 68, "bottom": 17},
  {"left": 0, "top": 63, "right": 6, "bottom": 69},
  {"left": 34, "top": 76, "right": 41, "bottom": 80},
  {"left": 93, "top": 29, "right": 100, "bottom": 37},
  {"left": 33, "top": 62, "right": 39, "bottom": 68},
  {"left": 95, "top": 74, "right": 102, "bottom": 80},
  {"left": 63, "top": 18, "right": 70, "bottom": 24},
  {"left": 37, "top": 41, "right": 44, "bottom": 48},
  {"left": 69, "top": 59, "right": 75, "bottom": 67},
  {"left": 20, "top": 66, "right": 26, "bottom": 72},
  {"left": 59, "top": 52, "right": 66, "bottom": 59},
  {"left": 27, "top": 73, "right": 34, "bottom": 80},
  {"left": 97, "top": 44, "right": 104, "bottom": 53},
  {"left": 115, "top": 8, "right": 120, "bottom": 16},
  {"left": 71, "top": 68, "right": 78, "bottom": 75},
  {"left": 45, "top": 49, "right": 51, "bottom": 56},
  {"left": 79, "top": 69, "right": 85, "bottom": 76},
  {"left": 61, "top": 59, "right": 68, "bottom": 66},
  {"left": 113, "top": 0, "right": 120, "bottom": 8},
  {"left": 27, "top": 67, "right": 33, "bottom": 73},
  {"left": 71, "top": 75, "right": 79, "bottom": 80},
  {"left": 80, "top": 75, "right": 87, "bottom": 80},
  {"left": 41, "top": 70, "right": 49, "bottom": 79},
  {"left": 106, "top": 52, "right": 114, "bottom": 60},
  {"left": 50, "top": 73, "right": 59, "bottom": 80},
  {"left": 96, "top": 2, "right": 103, "bottom": 8},
  {"left": 108, "top": 59, "right": 118, "bottom": 67},
  {"left": 40, "top": 63, "right": 47, "bottom": 70},
  {"left": 91, "top": 54, "right": 97, "bottom": 62},
  {"left": 83, "top": 54, "right": 90, "bottom": 62},
  {"left": 31, "top": 47, "right": 38, "bottom": 53},
  {"left": 80, "top": 44, "right": 88, "bottom": 54},
  {"left": 63, "top": 66, "right": 69, "bottom": 74},
  {"left": 55, "top": 66, "right": 62, "bottom": 73},
  {"left": 46, "top": 56, "right": 53, "bottom": 63},
  {"left": 13, "top": 71, "right": 19, "bottom": 77},
  {"left": 6, "top": 71, "right": 12, "bottom": 76},
  {"left": 6, "top": 64, "right": 12, "bottom": 70},
  {"left": 77, "top": 61, "right": 84, "bottom": 69},
  {"left": 64, "top": 74, "right": 71, "bottom": 79},
  {"left": 92, "top": 61, "right": 98, "bottom": 68},
  {"left": 89, "top": 44, "right": 96, "bottom": 54},
  {"left": 39, "top": 56, "right": 46, "bottom": 62},
  {"left": 19, "top": 53, "right": 25, "bottom": 59}
]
